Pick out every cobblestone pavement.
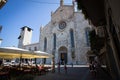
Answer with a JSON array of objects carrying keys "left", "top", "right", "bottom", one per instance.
[{"left": 34, "top": 65, "right": 112, "bottom": 80}]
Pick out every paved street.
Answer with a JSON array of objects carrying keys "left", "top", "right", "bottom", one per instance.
[{"left": 34, "top": 65, "right": 112, "bottom": 80}]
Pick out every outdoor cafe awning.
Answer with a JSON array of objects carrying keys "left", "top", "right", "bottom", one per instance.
[
  {"left": 34, "top": 51, "right": 53, "bottom": 58},
  {"left": 0, "top": 47, "right": 53, "bottom": 59}
]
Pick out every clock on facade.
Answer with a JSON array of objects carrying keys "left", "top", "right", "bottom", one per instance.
[{"left": 59, "top": 21, "right": 66, "bottom": 30}]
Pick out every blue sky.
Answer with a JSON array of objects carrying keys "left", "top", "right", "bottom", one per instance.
[{"left": 0, "top": 0, "right": 72, "bottom": 47}]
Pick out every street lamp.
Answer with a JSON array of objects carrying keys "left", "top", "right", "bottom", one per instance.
[
  {"left": 0, "top": 25, "right": 3, "bottom": 46},
  {"left": 0, "top": 0, "right": 7, "bottom": 9},
  {"left": 0, "top": 38, "right": 2, "bottom": 46}
]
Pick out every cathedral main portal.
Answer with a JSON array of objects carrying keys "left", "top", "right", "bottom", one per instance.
[{"left": 58, "top": 46, "right": 67, "bottom": 64}]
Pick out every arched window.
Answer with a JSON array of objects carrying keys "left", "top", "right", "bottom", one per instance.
[
  {"left": 44, "top": 37, "right": 47, "bottom": 51},
  {"left": 29, "top": 47, "right": 31, "bottom": 51},
  {"left": 70, "top": 29, "right": 75, "bottom": 48},
  {"left": 53, "top": 33, "right": 56, "bottom": 49},
  {"left": 34, "top": 47, "right": 37, "bottom": 51},
  {"left": 43, "top": 37, "right": 47, "bottom": 64},
  {"left": 85, "top": 27, "right": 90, "bottom": 46}
]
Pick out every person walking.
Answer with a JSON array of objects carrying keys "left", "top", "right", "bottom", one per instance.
[
  {"left": 64, "top": 64, "right": 67, "bottom": 74},
  {"left": 71, "top": 62, "right": 73, "bottom": 68},
  {"left": 89, "top": 61, "right": 92, "bottom": 72},
  {"left": 58, "top": 62, "right": 60, "bottom": 73},
  {"left": 91, "top": 61, "right": 97, "bottom": 77}
]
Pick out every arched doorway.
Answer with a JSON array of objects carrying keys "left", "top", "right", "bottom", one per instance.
[{"left": 58, "top": 46, "right": 67, "bottom": 64}]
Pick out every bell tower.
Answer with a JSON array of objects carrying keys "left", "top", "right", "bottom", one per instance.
[
  {"left": 60, "top": 0, "right": 64, "bottom": 6},
  {"left": 18, "top": 26, "right": 32, "bottom": 48}
]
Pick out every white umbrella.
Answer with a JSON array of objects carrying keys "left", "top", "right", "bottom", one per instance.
[
  {"left": 0, "top": 47, "right": 34, "bottom": 59},
  {"left": 34, "top": 51, "right": 53, "bottom": 58},
  {"left": 0, "top": 47, "right": 53, "bottom": 59}
]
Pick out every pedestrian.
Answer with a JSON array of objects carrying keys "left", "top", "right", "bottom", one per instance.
[
  {"left": 58, "top": 62, "right": 60, "bottom": 73},
  {"left": 71, "top": 62, "right": 73, "bottom": 67},
  {"left": 89, "top": 62, "right": 92, "bottom": 72},
  {"left": 91, "top": 61, "right": 97, "bottom": 77},
  {"left": 64, "top": 64, "right": 67, "bottom": 74},
  {"left": 94, "top": 61, "right": 99, "bottom": 73},
  {"left": 0, "top": 60, "right": 2, "bottom": 66}
]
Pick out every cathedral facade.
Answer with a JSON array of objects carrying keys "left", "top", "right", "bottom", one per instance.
[
  {"left": 39, "top": 0, "right": 91, "bottom": 64},
  {"left": 18, "top": 0, "right": 91, "bottom": 64}
]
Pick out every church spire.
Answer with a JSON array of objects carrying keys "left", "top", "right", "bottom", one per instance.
[{"left": 60, "top": 0, "right": 64, "bottom": 6}]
